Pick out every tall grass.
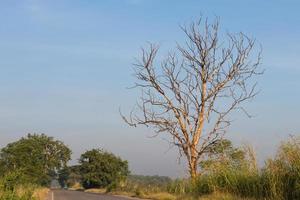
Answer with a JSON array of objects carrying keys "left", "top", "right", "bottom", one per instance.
[
  {"left": 84, "top": 136, "right": 300, "bottom": 200},
  {"left": 111, "top": 175, "right": 172, "bottom": 197},
  {"left": 0, "top": 185, "right": 35, "bottom": 200},
  {"left": 167, "top": 137, "right": 300, "bottom": 200},
  {"left": 0, "top": 171, "right": 48, "bottom": 200},
  {"left": 262, "top": 136, "right": 300, "bottom": 199}
]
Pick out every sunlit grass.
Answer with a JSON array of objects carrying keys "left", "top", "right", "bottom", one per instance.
[
  {"left": 0, "top": 185, "right": 48, "bottom": 200},
  {"left": 85, "top": 188, "right": 107, "bottom": 194},
  {"left": 33, "top": 188, "right": 49, "bottom": 200},
  {"left": 106, "top": 136, "right": 300, "bottom": 200}
]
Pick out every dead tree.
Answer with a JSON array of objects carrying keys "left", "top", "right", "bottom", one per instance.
[{"left": 122, "top": 18, "right": 262, "bottom": 178}]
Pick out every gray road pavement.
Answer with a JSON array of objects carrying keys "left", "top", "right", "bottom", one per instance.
[{"left": 47, "top": 190, "right": 134, "bottom": 200}]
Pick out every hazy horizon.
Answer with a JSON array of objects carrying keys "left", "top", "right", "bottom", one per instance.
[{"left": 0, "top": 0, "right": 299, "bottom": 178}]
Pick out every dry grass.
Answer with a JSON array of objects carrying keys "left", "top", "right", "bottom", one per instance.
[
  {"left": 83, "top": 187, "right": 258, "bottom": 200},
  {"left": 85, "top": 188, "right": 176, "bottom": 200},
  {"left": 68, "top": 182, "right": 83, "bottom": 191},
  {"left": 33, "top": 188, "right": 49, "bottom": 200},
  {"left": 156, "top": 192, "right": 258, "bottom": 200},
  {"left": 110, "top": 191, "right": 136, "bottom": 197},
  {"left": 85, "top": 188, "right": 107, "bottom": 194},
  {"left": 114, "top": 191, "right": 253, "bottom": 200},
  {"left": 198, "top": 192, "right": 256, "bottom": 200},
  {"left": 0, "top": 186, "right": 49, "bottom": 200},
  {"left": 144, "top": 192, "right": 176, "bottom": 200}
]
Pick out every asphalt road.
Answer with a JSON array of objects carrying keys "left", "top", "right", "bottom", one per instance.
[{"left": 47, "top": 190, "right": 134, "bottom": 200}]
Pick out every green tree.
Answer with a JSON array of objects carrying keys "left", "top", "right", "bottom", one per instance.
[
  {"left": 58, "top": 167, "right": 70, "bottom": 188},
  {"left": 79, "top": 149, "right": 129, "bottom": 189},
  {"left": 67, "top": 165, "right": 82, "bottom": 187},
  {"left": 58, "top": 165, "right": 82, "bottom": 188},
  {"left": 199, "top": 139, "right": 246, "bottom": 172},
  {"left": 0, "top": 133, "right": 71, "bottom": 186}
]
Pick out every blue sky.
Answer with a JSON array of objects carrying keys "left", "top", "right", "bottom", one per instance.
[{"left": 0, "top": 0, "right": 299, "bottom": 177}]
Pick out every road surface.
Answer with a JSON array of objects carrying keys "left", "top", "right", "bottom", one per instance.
[{"left": 47, "top": 190, "right": 135, "bottom": 200}]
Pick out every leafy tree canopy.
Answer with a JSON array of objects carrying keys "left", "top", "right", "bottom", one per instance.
[
  {"left": 79, "top": 149, "right": 129, "bottom": 189},
  {"left": 0, "top": 133, "right": 71, "bottom": 186},
  {"left": 199, "top": 139, "right": 247, "bottom": 173},
  {"left": 58, "top": 165, "right": 82, "bottom": 188}
]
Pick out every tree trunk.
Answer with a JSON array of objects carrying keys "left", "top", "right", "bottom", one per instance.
[
  {"left": 189, "top": 162, "right": 197, "bottom": 179},
  {"left": 189, "top": 146, "right": 199, "bottom": 179}
]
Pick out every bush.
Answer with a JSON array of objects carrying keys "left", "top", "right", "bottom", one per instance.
[
  {"left": 0, "top": 172, "right": 36, "bottom": 200},
  {"left": 1, "top": 188, "right": 35, "bottom": 200},
  {"left": 261, "top": 136, "right": 300, "bottom": 200},
  {"left": 79, "top": 149, "right": 129, "bottom": 189},
  {"left": 0, "top": 171, "right": 27, "bottom": 191},
  {"left": 189, "top": 136, "right": 300, "bottom": 199}
]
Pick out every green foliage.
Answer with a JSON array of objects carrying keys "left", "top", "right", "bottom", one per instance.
[
  {"left": 129, "top": 175, "right": 172, "bottom": 185},
  {"left": 79, "top": 149, "right": 129, "bottom": 189},
  {"left": 113, "top": 175, "right": 172, "bottom": 195},
  {"left": 168, "top": 137, "right": 300, "bottom": 200},
  {"left": 0, "top": 190, "right": 34, "bottom": 200},
  {"left": 58, "top": 167, "right": 70, "bottom": 188},
  {"left": 0, "top": 171, "right": 36, "bottom": 200},
  {"left": 0, "top": 170, "right": 28, "bottom": 191},
  {"left": 74, "top": 137, "right": 299, "bottom": 200},
  {"left": 66, "top": 165, "right": 82, "bottom": 187},
  {"left": 0, "top": 133, "right": 72, "bottom": 186},
  {"left": 199, "top": 139, "right": 247, "bottom": 172},
  {"left": 261, "top": 136, "right": 300, "bottom": 200},
  {"left": 0, "top": 134, "right": 298, "bottom": 200},
  {"left": 57, "top": 165, "right": 82, "bottom": 188}
]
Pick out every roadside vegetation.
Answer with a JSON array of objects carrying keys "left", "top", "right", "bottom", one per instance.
[
  {"left": 0, "top": 14, "right": 297, "bottom": 198},
  {"left": 58, "top": 148, "right": 129, "bottom": 191},
  {"left": 0, "top": 134, "right": 299, "bottom": 199},
  {"left": 0, "top": 134, "right": 71, "bottom": 199},
  {"left": 61, "top": 136, "right": 300, "bottom": 200},
  {"left": 0, "top": 9, "right": 298, "bottom": 200},
  {"left": 112, "top": 136, "right": 299, "bottom": 200}
]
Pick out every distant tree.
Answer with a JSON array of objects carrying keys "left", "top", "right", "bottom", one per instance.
[
  {"left": 122, "top": 17, "right": 263, "bottom": 178},
  {"left": 199, "top": 139, "right": 246, "bottom": 172},
  {"left": 0, "top": 133, "right": 71, "bottom": 186},
  {"left": 58, "top": 167, "right": 70, "bottom": 188},
  {"left": 67, "top": 165, "right": 82, "bottom": 187},
  {"left": 58, "top": 165, "right": 82, "bottom": 188},
  {"left": 79, "top": 149, "right": 129, "bottom": 189},
  {"left": 128, "top": 174, "right": 172, "bottom": 187}
]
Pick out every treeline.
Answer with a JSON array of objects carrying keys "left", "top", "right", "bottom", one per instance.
[
  {"left": 58, "top": 148, "right": 129, "bottom": 190},
  {"left": 0, "top": 134, "right": 71, "bottom": 199},
  {"left": 0, "top": 134, "right": 128, "bottom": 199},
  {"left": 59, "top": 136, "right": 300, "bottom": 200},
  {"left": 1, "top": 134, "right": 300, "bottom": 200}
]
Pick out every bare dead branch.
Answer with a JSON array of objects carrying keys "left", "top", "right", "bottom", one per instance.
[{"left": 122, "top": 17, "right": 263, "bottom": 178}]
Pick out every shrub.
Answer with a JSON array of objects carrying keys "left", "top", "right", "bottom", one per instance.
[
  {"left": 0, "top": 172, "right": 36, "bottom": 200},
  {"left": 79, "top": 149, "right": 129, "bottom": 189},
  {"left": 262, "top": 136, "right": 300, "bottom": 199}
]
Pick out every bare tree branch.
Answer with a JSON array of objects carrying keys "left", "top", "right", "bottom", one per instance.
[{"left": 121, "top": 17, "right": 263, "bottom": 178}]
